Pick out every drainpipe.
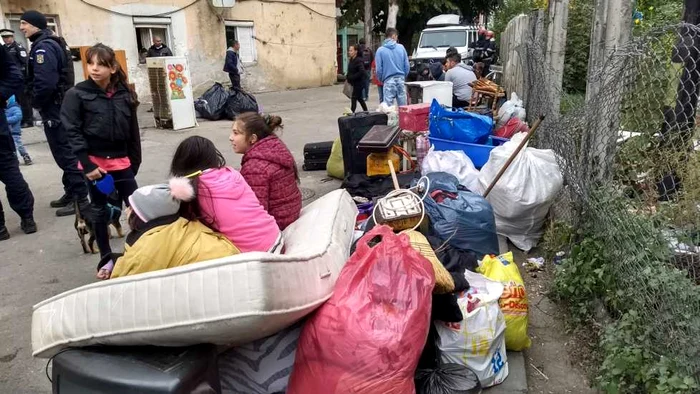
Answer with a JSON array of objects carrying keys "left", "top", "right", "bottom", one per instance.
[
  {"left": 0, "top": 2, "right": 6, "bottom": 29},
  {"left": 342, "top": 26, "right": 348, "bottom": 74}
]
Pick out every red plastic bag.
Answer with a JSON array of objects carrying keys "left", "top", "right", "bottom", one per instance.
[
  {"left": 288, "top": 225, "right": 435, "bottom": 394},
  {"left": 494, "top": 117, "right": 529, "bottom": 139}
]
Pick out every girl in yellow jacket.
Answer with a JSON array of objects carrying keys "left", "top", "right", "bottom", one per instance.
[{"left": 101, "top": 178, "right": 240, "bottom": 279}]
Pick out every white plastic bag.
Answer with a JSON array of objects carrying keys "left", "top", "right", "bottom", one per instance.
[
  {"left": 435, "top": 270, "right": 509, "bottom": 388},
  {"left": 377, "top": 102, "right": 399, "bottom": 126},
  {"left": 422, "top": 147, "right": 480, "bottom": 192},
  {"left": 496, "top": 92, "right": 524, "bottom": 129},
  {"left": 479, "top": 132, "right": 564, "bottom": 251}
]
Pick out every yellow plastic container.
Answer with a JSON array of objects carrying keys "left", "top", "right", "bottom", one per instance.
[{"left": 366, "top": 149, "right": 401, "bottom": 176}]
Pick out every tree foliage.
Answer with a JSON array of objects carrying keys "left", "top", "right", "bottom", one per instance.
[
  {"left": 491, "top": 0, "right": 545, "bottom": 36},
  {"left": 338, "top": 0, "right": 498, "bottom": 52}
]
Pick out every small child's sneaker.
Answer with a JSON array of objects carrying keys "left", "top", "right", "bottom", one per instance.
[{"left": 22, "top": 155, "right": 33, "bottom": 166}]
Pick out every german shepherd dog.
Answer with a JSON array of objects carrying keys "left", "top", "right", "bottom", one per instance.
[{"left": 75, "top": 198, "right": 125, "bottom": 254}]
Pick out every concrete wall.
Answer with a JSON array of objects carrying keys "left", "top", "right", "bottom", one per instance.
[{"left": 1, "top": 0, "right": 337, "bottom": 100}]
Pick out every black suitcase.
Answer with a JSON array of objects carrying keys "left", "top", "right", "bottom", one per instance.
[
  {"left": 303, "top": 141, "right": 333, "bottom": 171},
  {"left": 338, "top": 112, "right": 389, "bottom": 176},
  {"left": 51, "top": 345, "right": 220, "bottom": 393}
]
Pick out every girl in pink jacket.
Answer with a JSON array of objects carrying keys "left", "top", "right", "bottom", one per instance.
[{"left": 170, "top": 136, "right": 282, "bottom": 253}]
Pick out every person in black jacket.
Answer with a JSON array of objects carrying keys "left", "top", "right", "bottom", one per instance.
[
  {"left": 146, "top": 36, "right": 173, "bottom": 58},
  {"left": 61, "top": 43, "right": 142, "bottom": 279},
  {"left": 21, "top": 10, "right": 88, "bottom": 216},
  {"left": 346, "top": 44, "right": 368, "bottom": 113},
  {"left": 223, "top": 40, "right": 241, "bottom": 90},
  {"left": 0, "top": 36, "right": 36, "bottom": 240},
  {"left": 1, "top": 29, "right": 33, "bottom": 128}
]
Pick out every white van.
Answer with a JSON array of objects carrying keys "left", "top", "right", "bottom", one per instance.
[{"left": 410, "top": 14, "right": 479, "bottom": 71}]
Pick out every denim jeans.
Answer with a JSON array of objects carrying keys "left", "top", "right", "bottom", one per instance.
[
  {"left": 11, "top": 132, "right": 27, "bottom": 157},
  {"left": 382, "top": 76, "right": 407, "bottom": 106},
  {"left": 362, "top": 71, "right": 371, "bottom": 101}
]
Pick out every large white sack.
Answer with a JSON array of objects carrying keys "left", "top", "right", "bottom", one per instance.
[
  {"left": 422, "top": 147, "right": 481, "bottom": 192},
  {"left": 479, "top": 132, "right": 563, "bottom": 251},
  {"left": 435, "top": 270, "right": 509, "bottom": 388}
]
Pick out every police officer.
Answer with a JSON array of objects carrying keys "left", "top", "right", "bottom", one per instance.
[
  {"left": 20, "top": 10, "right": 88, "bottom": 217},
  {"left": 1, "top": 28, "right": 33, "bottom": 128},
  {"left": 0, "top": 37, "right": 37, "bottom": 240}
]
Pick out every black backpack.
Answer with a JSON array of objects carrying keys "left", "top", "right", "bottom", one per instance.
[
  {"left": 44, "top": 35, "right": 75, "bottom": 94},
  {"left": 361, "top": 47, "right": 372, "bottom": 69}
]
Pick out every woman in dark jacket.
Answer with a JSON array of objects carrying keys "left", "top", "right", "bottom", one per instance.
[
  {"left": 346, "top": 44, "right": 368, "bottom": 112},
  {"left": 61, "top": 43, "right": 142, "bottom": 279}
]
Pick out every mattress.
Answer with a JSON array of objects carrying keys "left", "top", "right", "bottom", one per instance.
[{"left": 32, "top": 189, "right": 358, "bottom": 358}]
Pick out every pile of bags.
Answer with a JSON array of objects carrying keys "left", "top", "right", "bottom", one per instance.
[
  {"left": 494, "top": 92, "right": 528, "bottom": 139},
  {"left": 194, "top": 83, "right": 259, "bottom": 121},
  {"left": 421, "top": 132, "right": 563, "bottom": 252},
  {"left": 220, "top": 92, "right": 563, "bottom": 394},
  {"left": 283, "top": 171, "right": 534, "bottom": 393}
]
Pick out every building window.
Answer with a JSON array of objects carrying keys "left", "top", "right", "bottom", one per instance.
[
  {"left": 225, "top": 21, "right": 256, "bottom": 64},
  {"left": 133, "top": 17, "right": 172, "bottom": 64},
  {"left": 6, "top": 14, "right": 61, "bottom": 49}
]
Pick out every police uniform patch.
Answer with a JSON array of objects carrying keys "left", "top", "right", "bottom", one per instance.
[
  {"left": 36, "top": 54, "right": 44, "bottom": 64},
  {"left": 20, "top": 50, "right": 27, "bottom": 57}
]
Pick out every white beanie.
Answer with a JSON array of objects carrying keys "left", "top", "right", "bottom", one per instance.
[{"left": 128, "top": 178, "right": 194, "bottom": 223}]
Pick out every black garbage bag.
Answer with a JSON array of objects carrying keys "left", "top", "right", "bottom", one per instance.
[
  {"left": 415, "top": 363, "right": 482, "bottom": 394},
  {"left": 224, "top": 89, "right": 259, "bottom": 120},
  {"left": 194, "top": 83, "right": 229, "bottom": 120}
]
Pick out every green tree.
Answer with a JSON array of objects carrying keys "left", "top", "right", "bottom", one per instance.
[
  {"left": 492, "top": 0, "right": 542, "bottom": 36},
  {"left": 563, "top": 0, "right": 593, "bottom": 93},
  {"left": 338, "top": 0, "right": 497, "bottom": 53}
]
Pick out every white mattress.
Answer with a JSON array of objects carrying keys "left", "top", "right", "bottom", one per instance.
[{"left": 32, "top": 189, "right": 357, "bottom": 358}]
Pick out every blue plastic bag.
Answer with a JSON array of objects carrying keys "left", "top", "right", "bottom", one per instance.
[
  {"left": 429, "top": 99, "right": 493, "bottom": 144},
  {"left": 422, "top": 172, "right": 499, "bottom": 259}
]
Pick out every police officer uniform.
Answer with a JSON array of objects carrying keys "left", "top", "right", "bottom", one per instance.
[
  {"left": 1, "top": 29, "right": 33, "bottom": 127},
  {"left": 0, "top": 39, "right": 36, "bottom": 239},
  {"left": 22, "top": 10, "right": 88, "bottom": 216}
]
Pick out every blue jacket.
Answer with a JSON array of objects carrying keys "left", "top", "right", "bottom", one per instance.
[
  {"left": 5, "top": 96, "right": 22, "bottom": 136},
  {"left": 223, "top": 49, "right": 239, "bottom": 74},
  {"left": 1, "top": 45, "right": 23, "bottom": 137},
  {"left": 375, "top": 39, "right": 410, "bottom": 83}
]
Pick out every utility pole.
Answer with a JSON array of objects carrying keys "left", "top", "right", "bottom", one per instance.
[
  {"left": 364, "top": 0, "right": 373, "bottom": 46},
  {"left": 545, "top": 0, "right": 570, "bottom": 116},
  {"left": 583, "top": 0, "right": 634, "bottom": 182},
  {"left": 386, "top": 0, "right": 398, "bottom": 29}
]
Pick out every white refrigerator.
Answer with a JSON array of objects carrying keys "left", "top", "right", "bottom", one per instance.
[{"left": 146, "top": 56, "right": 197, "bottom": 130}]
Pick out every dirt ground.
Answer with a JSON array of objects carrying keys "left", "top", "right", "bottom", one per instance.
[{"left": 514, "top": 245, "right": 600, "bottom": 394}]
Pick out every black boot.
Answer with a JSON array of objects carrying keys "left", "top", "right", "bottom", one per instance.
[
  {"left": 55, "top": 204, "right": 76, "bottom": 217},
  {"left": 0, "top": 225, "right": 9, "bottom": 241},
  {"left": 50, "top": 194, "right": 72, "bottom": 208},
  {"left": 21, "top": 218, "right": 37, "bottom": 234},
  {"left": 56, "top": 198, "right": 88, "bottom": 217}
]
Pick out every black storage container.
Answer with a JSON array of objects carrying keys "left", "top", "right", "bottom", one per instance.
[
  {"left": 357, "top": 125, "right": 401, "bottom": 153},
  {"left": 51, "top": 345, "right": 220, "bottom": 394},
  {"left": 302, "top": 141, "right": 334, "bottom": 171},
  {"left": 337, "top": 112, "right": 389, "bottom": 176}
]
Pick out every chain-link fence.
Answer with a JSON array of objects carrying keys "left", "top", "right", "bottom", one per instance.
[{"left": 515, "top": 23, "right": 700, "bottom": 380}]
